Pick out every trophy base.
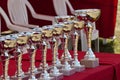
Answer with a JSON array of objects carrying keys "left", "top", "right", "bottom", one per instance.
[
  {"left": 60, "top": 68, "right": 75, "bottom": 76},
  {"left": 56, "top": 65, "right": 62, "bottom": 69},
  {"left": 50, "top": 73, "right": 63, "bottom": 80},
  {"left": 38, "top": 77, "right": 55, "bottom": 80},
  {"left": 80, "top": 58, "right": 99, "bottom": 68},
  {"left": 61, "top": 59, "right": 73, "bottom": 65},
  {"left": 10, "top": 76, "right": 28, "bottom": 80},
  {"left": 72, "top": 65, "right": 85, "bottom": 72}
]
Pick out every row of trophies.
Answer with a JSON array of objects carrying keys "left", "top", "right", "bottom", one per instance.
[{"left": 0, "top": 9, "right": 100, "bottom": 80}]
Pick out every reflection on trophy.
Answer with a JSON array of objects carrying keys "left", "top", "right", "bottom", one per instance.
[
  {"left": 75, "top": 9, "right": 101, "bottom": 68},
  {"left": 39, "top": 26, "right": 54, "bottom": 80},
  {"left": 71, "top": 21, "right": 85, "bottom": 72},
  {"left": 0, "top": 35, "right": 16, "bottom": 80}
]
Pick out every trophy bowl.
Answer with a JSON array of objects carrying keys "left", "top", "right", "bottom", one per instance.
[
  {"left": 63, "top": 21, "right": 74, "bottom": 33},
  {"left": 55, "top": 15, "right": 75, "bottom": 23},
  {"left": 31, "top": 32, "right": 42, "bottom": 43},
  {"left": 17, "top": 35, "right": 29, "bottom": 46},
  {"left": 53, "top": 23, "right": 63, "bottom": 36},
  {"left": 74, "top": 9, "right": 101, "bottom": 22},
  {"left": 73, "top": 21, "right": 85, "bottom": 30},
  {"left": 41, "top": 25, "right": 53, "bottom": 39}
]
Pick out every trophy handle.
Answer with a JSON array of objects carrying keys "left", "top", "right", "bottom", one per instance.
[
  {"left": 16, "top": 53, "right": 24, "bottom": 77},
  {"left": 30, "top": 49, "right": 37, "bottom": 72}
]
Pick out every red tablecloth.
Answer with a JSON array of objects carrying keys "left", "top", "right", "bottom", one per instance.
[{"left": 1, "top": 50, "right": 120, "bottom": 80}]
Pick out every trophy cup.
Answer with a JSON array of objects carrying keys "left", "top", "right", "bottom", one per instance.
[
  {"left": 38, "top": 25, "right": 54, "bottom": 80},
  {"left": 27, "top": 32, "right": 42, "bottom": 80},
  {"left": 49, "top": 24, "right": 64, "bottom": 80},
  {"left": 59, "top": 22, "right": 76, "bottom": 76},
  {"left": 71, "top": 21, "right": 85, "bottom": 72},
  {"left": 74, "top": 9, "right": 101, "bottom": 68},
  {"left": 0, "top": 35, "right": 16, "bottom": 80}
]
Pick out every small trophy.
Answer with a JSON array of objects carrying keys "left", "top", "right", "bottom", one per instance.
[
  {"left": 71, "top": 21, "right": 85, "bottom": 72},
  {"left": 0, "top": 35, "right": 16, "bottom": 80},
  {"left": 60, "top": 22, "right": 75, "bottom": 76},
  {"left": 39, "top": 26, "right": 54, "bottom": 80},
  {"left": 38, "top": 26, "right": 53, "bottom": 70},
  {"left": 14, "top": 33, "right": 29, "bottom": 78},
  {"left": 52, "top": 23, "right": 64, "bottom": 68},
  {"left": 55, "top": 16, "right": 75, "bottom": 60},
  {"left": 28, "top": 32, "right": 42, "bottom": 80},
  {"left": 75, "top": 9, "right": 101, "bottom": 68}
]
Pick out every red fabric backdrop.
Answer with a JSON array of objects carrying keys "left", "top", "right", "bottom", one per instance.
[{"left": 0, "top": 0, "right": 118, "bottom": 38}]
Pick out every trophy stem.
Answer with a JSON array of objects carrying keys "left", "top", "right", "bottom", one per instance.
[
  {"left": 30, "top": 49, "right": 37, "bottom": 73},
  {"left": 85, "top": 22, "right": 96, "bottom": 59},
  {"left": 61, "top": 34, "right": 72, "bottom": 61},
  {"left": 3, "top": 58, "right": 10, "bottom": 80},
  {"left": 81, "top": 22, "right": 99, "bottom": 68},
  {"left": 52, "top": 37, "right": 62, "bottom": 68},
  {"left": 72, "top": 31, "right": 85, "bottom": 72},
  {"left": 16, "top": 53, "right": 24, "bottom": 77},
  {"left": 73, "top": 31, "right": 78, "bottom": 57},
  {"left": 28, "top": 48, "right": 37, "bottom": 80},
  {"left": 50, "top": 38, "right": 63, "bottom": 80},
  {"left": 39, "top": 41, "right": 51, "bottom": 80},
  {"left": 52, "top": 38, "right": 57, "bottom": 66},
  {"left": 60, "top": 34, "right": 75, "bottom": 76},
  {"left": 55, "top": 42, "right": 62, "bottom": 67}
]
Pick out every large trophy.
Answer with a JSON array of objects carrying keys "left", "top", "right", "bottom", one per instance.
[
  {"left": 74, "top": 9, "right": 101, "bottom": 68},
  {"left": 49, "top": 24, "right": 64, "bottom": 80},
  {"left": 71, "top": 20, "right": 85, "bottom": 72},
  {"left": 0, "top": 35, "right": 16, "bottom": 80},
  {"left": 38, "top": 25, "right": 54, "bottom": 80}
]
